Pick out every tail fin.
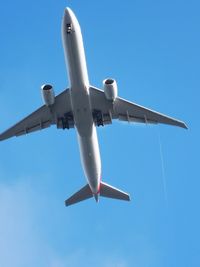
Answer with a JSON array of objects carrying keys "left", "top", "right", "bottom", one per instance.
[
  {"left": 65, "top": 182, "right": 130, "bottom": 207},
  {"left": 100, "top": 182, "right": 130, "bottom": 201},
  {"left": 65, "top": 184, "right": 93, "bottom": 206}
]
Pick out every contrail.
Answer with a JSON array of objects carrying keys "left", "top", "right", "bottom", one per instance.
[{"left": 157, "top": 130, "right": 168, "bottom": 208}]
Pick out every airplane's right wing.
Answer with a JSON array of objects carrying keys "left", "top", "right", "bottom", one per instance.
[
  {"left": 113, "top": 96, "right": 188, "bottom": 129},
  {"left": 0, "top": 89, "right": 74, "bottom": 141},
  {"left": 89, "top": 86, "right": 187, "bottom": 129}
]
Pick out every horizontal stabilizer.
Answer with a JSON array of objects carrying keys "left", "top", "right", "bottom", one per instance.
[
  {"left": 65, "top": 182, "right": 130, "bottom": 207},
  {"left": 65, "top": 184, "right": 93, "bottom": 206},
  {"left": 100, "top": 182, "right": 130, "bottom": 201}
]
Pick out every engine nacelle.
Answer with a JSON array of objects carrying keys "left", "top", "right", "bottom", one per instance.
[
  {"left": 41, "top": 84, "right": 55, "bottom": 106},
  {"left": 103, "top": 78, "right": 118, "bottom": 101}
]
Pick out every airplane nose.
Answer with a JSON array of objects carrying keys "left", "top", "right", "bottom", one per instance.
[
  {"left": 64, "top": 7, "right": 73, "bottom": 21},
  {"left": 64, "top": 7, "right": 70, "bottom": 15},
  {"left": 63, "top": 7, "right": 79, "bottom": 30},
  {"left": 63, "top": 7, "right": 74, "bottom": 33}
]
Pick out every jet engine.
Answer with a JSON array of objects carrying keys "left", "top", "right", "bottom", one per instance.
[
  {"left": 103, "top": 78, "right": 118, "bottom": 101},
  {"left": 41, "top": 84, "right": 55, "bottom": 106}
]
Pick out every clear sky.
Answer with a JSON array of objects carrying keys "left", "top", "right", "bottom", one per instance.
[{"left": 0, "top": 0, "right": 199, "bottom": 266}]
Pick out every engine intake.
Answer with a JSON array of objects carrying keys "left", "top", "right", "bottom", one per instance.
[
  {"left": 41, "top": 84, "right": 55, "bottom": 106},
  {"left": 103, "top": 78, "right": 118, "bottom": 101}
]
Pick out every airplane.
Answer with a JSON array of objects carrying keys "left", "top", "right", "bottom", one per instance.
[{"left": 0, "top": 7, "right": 187, "bottom": 206}]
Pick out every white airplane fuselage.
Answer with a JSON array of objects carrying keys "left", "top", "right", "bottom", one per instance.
[
  {"left": 62, "top": 8, "right": 101, "bottom": 194},
  {"left": 0, "top": 6, "right": 187, "bottom": 206}
]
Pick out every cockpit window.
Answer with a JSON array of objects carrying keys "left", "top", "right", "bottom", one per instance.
[{"left": 67, "top": 23, "right": 72, "bottom": 34}]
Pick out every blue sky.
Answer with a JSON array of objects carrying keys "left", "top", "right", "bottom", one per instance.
[{"left": 0, "top": 0, "right": 199, "bottom": 266}]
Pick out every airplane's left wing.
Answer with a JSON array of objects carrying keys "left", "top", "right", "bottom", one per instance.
[
  {"left": 90, "top": 86, "right": 187, "bottom": 129},
  {"left": 0, "top": 89, "right": 74, "bottom": 141}
]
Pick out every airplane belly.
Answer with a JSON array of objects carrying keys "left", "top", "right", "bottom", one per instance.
[
  {"left": 62, "top": 8, "right": 102, "bottom": 194},
  {"left": 70, "top": 87, "right": 93, "bottom": 136},
  {"left": 77, "top": 125, "right": 101, "bottom": 194},
  {"left": 62, "top": 5, "right": 92, "bottom": 136}
]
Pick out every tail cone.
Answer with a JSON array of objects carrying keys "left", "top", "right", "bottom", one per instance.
[{"left": 94, "top": 194, "right": 99, "bottom": 203}]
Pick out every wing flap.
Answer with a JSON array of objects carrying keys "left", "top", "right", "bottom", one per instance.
[
  {"left": 118, "top": 112, "right": 155, "bottom": 124},
  {"left": 15, "top": 119, "right": 51, "bottom": 137}
]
